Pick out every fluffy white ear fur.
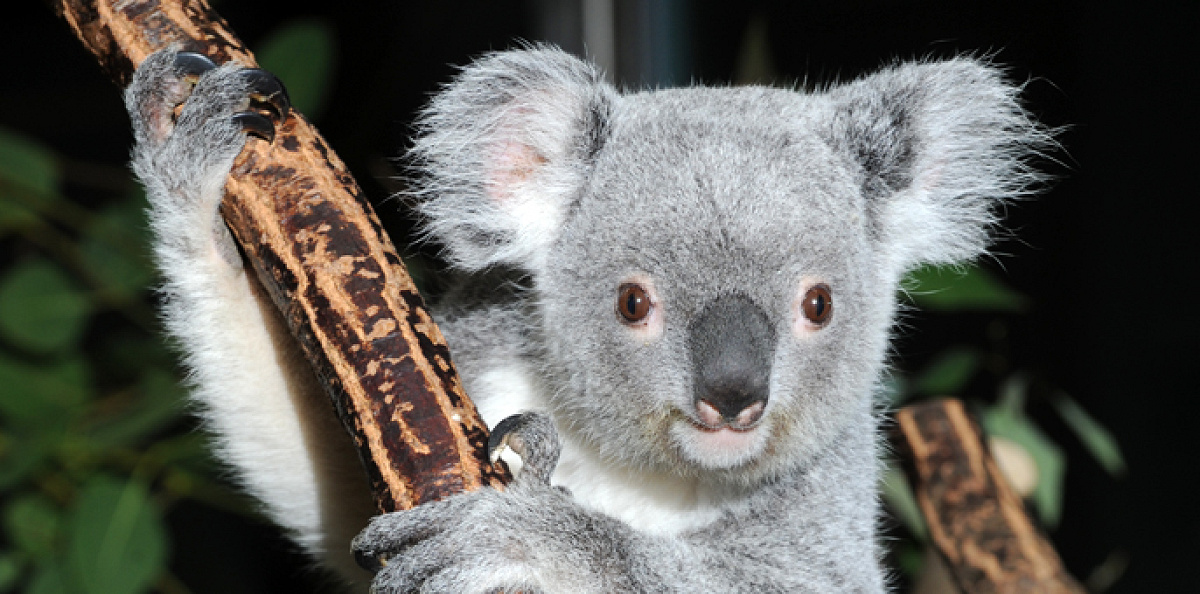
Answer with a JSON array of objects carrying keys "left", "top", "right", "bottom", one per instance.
[
  {"left": 826, "top": 58, "right": 1052, "bottom": 274},
  {"left": 410, "top": 46, "right": 617, "bottom": 274}
]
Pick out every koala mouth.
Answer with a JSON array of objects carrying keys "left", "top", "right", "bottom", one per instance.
[{"left": 672, "top": 409, "right": 770, "bottom": 469}]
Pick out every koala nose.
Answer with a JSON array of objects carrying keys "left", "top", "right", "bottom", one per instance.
[{"left": 688, "top": 294, "right": 774, "bottom": 429}]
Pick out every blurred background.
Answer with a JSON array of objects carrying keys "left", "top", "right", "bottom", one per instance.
[{"left": 0, "top": 1, "right": 1195, "bottom": 592}]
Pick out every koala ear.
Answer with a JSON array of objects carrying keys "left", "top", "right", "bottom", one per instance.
[
  {"left": 825, "top": 58, "right": 1051, "bottom": 273},
  {"left": 409, "top": 46, "right": 617, "bottom": 273}
]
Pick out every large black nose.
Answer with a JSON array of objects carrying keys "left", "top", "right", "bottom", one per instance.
[{"left": 688, "top": 294, "right": 774, "bottom": 429}]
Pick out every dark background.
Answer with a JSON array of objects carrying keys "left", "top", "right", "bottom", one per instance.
[{"left": 3, "top": 1, "right": 1196, "bottom": 591}]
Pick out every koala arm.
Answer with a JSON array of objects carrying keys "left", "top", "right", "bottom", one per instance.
[
  {"left": 353, "top": 411, "right": 884, "bottom": 593},
  {"left": 126, "top": 50, "right": 376, "bottom": 585}
]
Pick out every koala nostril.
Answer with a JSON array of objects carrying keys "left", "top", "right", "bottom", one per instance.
[
  {"left": 696, "top": 396, "right": 767, "bottom": 429},
  {"left": 696, "top": 399, "right": 724, "bottom": 428},
  {"left": 733, "top": 400, "right": 765, "bottom": 428}
]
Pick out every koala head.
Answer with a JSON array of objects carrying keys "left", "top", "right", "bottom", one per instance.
[{"left": 412, "top": 46, "right": 1046, "bottom": 484}]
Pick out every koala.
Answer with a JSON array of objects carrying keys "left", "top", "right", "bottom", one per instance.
[{"left": 126, "top": 45, "right": 1045, "bottom": 592}]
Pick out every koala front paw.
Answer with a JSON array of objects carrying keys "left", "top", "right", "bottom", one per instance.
[
  {"left": 126, "top": 49, "right": 289, "bottom": 168},
  {"left": 352, "top": 488, "right": 548, "bottom": 594},
  {"left": 352, "top": 413, "right": 568, "bottom": 593},
  {"left": 126, "top": 49, "right": 290, "bottom": 261}
]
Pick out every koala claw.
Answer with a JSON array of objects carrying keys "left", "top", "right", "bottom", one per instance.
[
  {"left": 232, "top": 111, "right": 276, "bottom": 143},
  {"left": 172, "top": 51, "right": 217, "bottom": 82},
  {"left": 239, "top": 68, "right": 291, "bottom": 120},
  {"left": 488, "top": 412, "right": 561, "bottom": 487},
  {"left": 354, "top": 547, "right": 388, "bottom": 573}
]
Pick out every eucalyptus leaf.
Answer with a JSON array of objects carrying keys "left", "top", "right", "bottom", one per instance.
[
  {"left": 0, "top": 551, "right": 21, "bottom": 592},
  {"left": 0, "top": 354, "right": 90, "bottom": 423},
  {"left": 0, "top": 438, "right": 56, "bottom": 491},
  {"left": 913, "top": 348, "right": 979, "bottom": 396},
  {"left": 0, "top": 259, "right": 93, "bottom": 353},
  {"left": 66, "top": 476, "right": 167, "bottom": 594},
  {"left": 87, "top": 369, "right": 185, "bottom": 449},
  {"left": 983, "top": 406, "right": 1065, "bottom": 527},
  {"left": 904, "top": 264, "right": 1028, "bottom": 312},
  {"left": 0, "top": 128, "right": 60, "bottom": 197},
  {"left": 1053, "top": 394, "right": 1127, "bottom": 477},
  {"left": 256, "top": 19, "right": 337, "bottom": 119},
  {"left": 80, "top": 197, "right": 153, "bottom": 303},
  {"left": 881, "top": 465, "right": 927, "bottom": 541},
  {"left": 26, "top": 563, "right": 67, "bottom": 594},
  {"left": 4, "top": 494, "right": 60, "bottom": 559},
  {"left": 0, "top": 198, "right": 37, "bottom": 233}
]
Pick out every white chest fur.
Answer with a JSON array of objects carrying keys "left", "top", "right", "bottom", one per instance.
[{"left": 469, "top": 364, "right": 731, "bottom": 535}]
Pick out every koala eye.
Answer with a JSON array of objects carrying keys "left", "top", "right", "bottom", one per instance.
[
  {"left": 800, "top": 284, "right": 833, "bottom": 326},
  {"left": 617, "top": 284, "right": 652, "bottom": 323}
]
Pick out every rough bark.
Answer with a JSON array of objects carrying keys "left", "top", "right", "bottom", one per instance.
[
  {"left": 894, "top": 399, "right": 1086, "bottom": 593},
  {"left": 55, "top": 0, "right": 509, "bottom": 513}
]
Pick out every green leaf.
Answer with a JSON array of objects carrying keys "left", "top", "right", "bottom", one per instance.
[
  {"left": 256, "top": 19, "right": 337, "bottom": 119},
  {"left": 0, "top": 198, "right": 37, "bottom": 234},
  {"left": 66, "top": 476, "right": 167, "bottom": 594},
  {"left": 0, "top": 354, "right": 90, "bottom": 423},
  {"left": 0, "top": 128, "right": 60, "bottom": 197},
  {"left": 26, "top": 563, "right": 67, "bottom": 594},
  {"left": 904, "top": 264, "right": 1028, "bottom": 312},
  {"left": 87, "top": 369, "right": 185, "bottom": 448},
  {"left": 982, "top": 406, "right": 1065, "bottom": 527},
  {"left": 0, "top": 355, "right": 89, "bottom": 488},
  {"left": 1053, "top": 393, "right": 1127, "bottom": 477},
  {"left": 881, "top": 464, "right": 927, "bottom": 541},
  {"left": 0, "top": 259, "right": 93, "bottom": 353},
  {"left": 0, "top": 551, "right": 23, "bottom": 592},
  {"left": 80, "top": 196, "right": 153, "bottom": 303},
  {"left": 912, "top": 348, "right": 979, "bottom": 396},
  {"left": 4, "top": 494, "right": 60, "bottom": 559}
]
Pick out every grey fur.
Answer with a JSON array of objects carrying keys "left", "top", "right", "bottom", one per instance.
[{"left": 126, "top": 44, "right": 1048, "bottom": 593}]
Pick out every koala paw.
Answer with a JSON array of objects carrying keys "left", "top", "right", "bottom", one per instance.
[
  {"left": 352, "top": 413, "right": 581, "bottom": 593},
  {"left": 126, "top": 49, "right": 290, "bottom": 261},
  {"left": 488, "top": 412, "right": 562, "bottom": 487},
  {"left": 126, "top": 50, "right": 289, "bottom": 150}
]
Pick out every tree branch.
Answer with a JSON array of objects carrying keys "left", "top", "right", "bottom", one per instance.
[
  {"left": 894, "top": 399, "right": 1085, "bottom": 593},
  {"left": 54, "top": 0, "right": 509, "bottom": 513}
]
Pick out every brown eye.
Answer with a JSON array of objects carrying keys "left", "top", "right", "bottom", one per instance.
[
  {"left": 801, "top": 284, "right": 833, "bottom": 326},
  {"left": 617, "top": 284, "right": 652, "bottom": 323}
]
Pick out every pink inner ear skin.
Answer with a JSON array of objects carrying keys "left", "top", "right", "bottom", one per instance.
[{"left": 485, "top": 140, "right": 547, "bottom": 204}]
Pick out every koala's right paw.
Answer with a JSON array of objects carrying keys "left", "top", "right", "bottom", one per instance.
[
  {"left": 125, "top": 49, "right": 290, "bottom": 191},
  {"left": 127, "top": 50, "right": 291, "bottom": 262}
]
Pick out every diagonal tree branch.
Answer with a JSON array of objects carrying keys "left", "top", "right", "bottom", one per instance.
[
  {"left": 55, "top": 0, "right": 509, "bottom": 513},
  {"left": 893, "top": 399, "right": 1085, "bottom": 593}
]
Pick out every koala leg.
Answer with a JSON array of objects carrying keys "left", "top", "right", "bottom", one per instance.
[{"left": 127, "top": 50, "right": 376, "bottom": 589}]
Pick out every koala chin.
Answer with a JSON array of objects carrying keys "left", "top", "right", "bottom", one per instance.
[{"left": 126, "top": 43, "right": 1048, "bottom": 593}]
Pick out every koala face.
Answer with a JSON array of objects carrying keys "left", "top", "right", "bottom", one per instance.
[
  {"left": 412, "top": 46, "right": 1045, "bottom": 485},
  {"left": 537, "top": 87, "right": 893, "bottom": 481}
]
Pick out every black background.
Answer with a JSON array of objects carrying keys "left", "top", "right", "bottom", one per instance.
[{"left": 3, "top": 1, "right": 1196, "bottom": 591}]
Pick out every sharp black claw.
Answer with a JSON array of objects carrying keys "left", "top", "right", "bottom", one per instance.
[
  {"left": 488, "top": 412, "right": 561, "bottom": 486},
  {"left": 173, "top": 51, "right": 218, "bottom": 80},
  {"left": 355, "top": 549, "right": 386, "bottom": 573},
  {"left": 240, "top": 69, "right": 292, "bottom": 120},
  {"left": 233, "top": 111, "right": 276, "bottom": 142}
]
